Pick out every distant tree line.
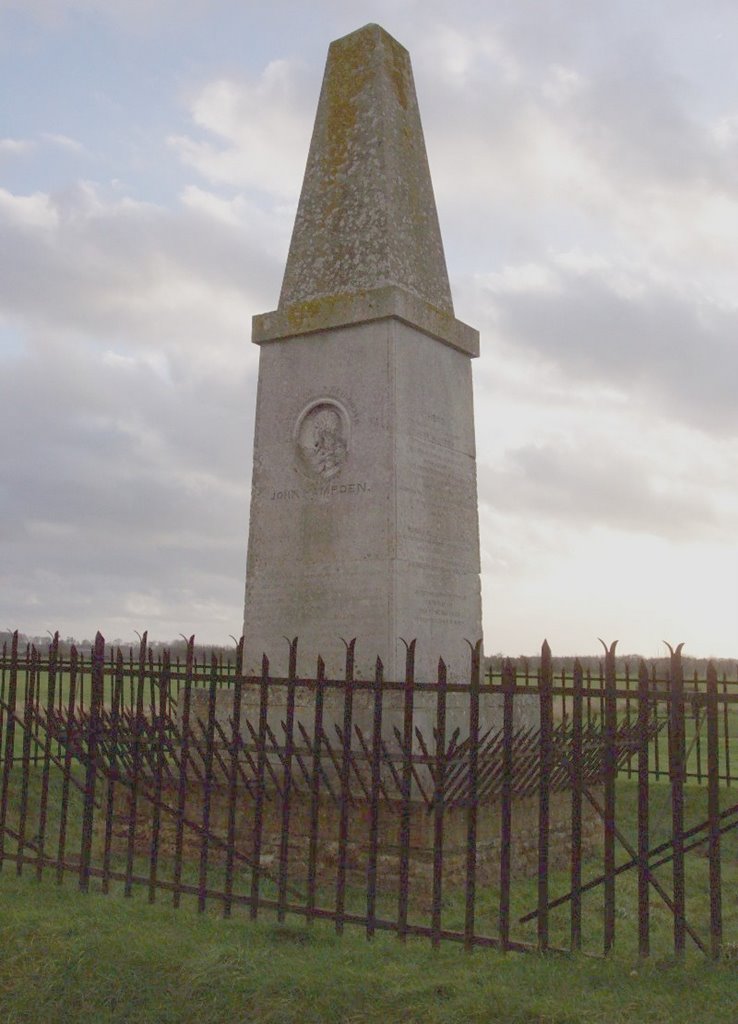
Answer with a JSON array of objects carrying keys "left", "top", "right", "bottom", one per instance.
[
  {"left": 0, "top": 632, "right": 238, "bottom": 663},
  {"left": 1, "top": 632, "right": 735, "bottom": 680},
  {"left": 484, "top": 652, "right": 738, "bottom": 681}
]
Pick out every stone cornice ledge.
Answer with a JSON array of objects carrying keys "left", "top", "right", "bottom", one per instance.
[{"left": 252, "top": 285, "right": 479, "bottom": 358}]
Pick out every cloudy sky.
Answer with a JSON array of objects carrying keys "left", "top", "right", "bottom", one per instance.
[{"left": 1, "top": 0, "right": 737, "bottom": 657}]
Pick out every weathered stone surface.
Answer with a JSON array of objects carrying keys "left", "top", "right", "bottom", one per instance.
[
  {"left": 242, "top": 24, "right": 483, "bottom": 681},
  {"left": 242, "top": 318, "right": 481, "bottom": 680},
  {"left": 111, "top": 782, "right": 601, "bottom": 892},
  {"left": 253, "top": 284, "right": 479, "bottom": 357},
  {"left": 279, "top": 23, "right": 453, "bottom": 316}
]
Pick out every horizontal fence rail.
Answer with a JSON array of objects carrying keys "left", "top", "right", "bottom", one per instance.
[{"left": 0, "top": 630, "right": 736, "bottom": 960}]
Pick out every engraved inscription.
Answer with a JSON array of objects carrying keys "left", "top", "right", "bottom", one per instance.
[
  {"left": 408, "top": 410, "right": 460, "bottom": 450},
  {"left": 398, "top": 437, "right": 478, "bottom": 570},
  {"left": 270, "top": 482, "right": 370, "bottom": 500},
  {"left": 416, "top": 589, "right": 466, "bottom": 628}
]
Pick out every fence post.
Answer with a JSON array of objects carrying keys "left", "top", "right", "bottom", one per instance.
[
  {"left": 36, "top": 632, "right": 60, "bottom": 882},
  {"left": 637, "top": 659, "right": 650, "bottom": 958},
  {"left": 499, "top": 657, "right": 515, "bottom": 950},
  {"left": 173, "top": 635, "right": 194, "bottom": 908},
  {"left": 706, "top": 661, "right": 722, "bottom": 958},
  {"left": 277, "top": 636, "right": 298, "bottom": 923},
  {"left": 335, "top": 638, "right": 356, "bottom": 935},
  {"left": 431, "top": 657, "right": 448, "bottom": 948},
  {"left": 79, "top": 632, "right": 104, "bottom": 892},
  {"left": 397, "top": 638, "right": 416, "bottom": 942},
  {"left": 16, "top": 644, "right": 38, "bottom": 876},
  {"left": 570, "top": 658, "right": 584, "bottom": 951},
  {"left": 249, "top": 654, "right": 270, "bottom": 920},
  {"left": 147, "top": 648, "right": 170, "bottom": 904},
  {"left": 197, "top": 652, "right": 218, "bottom": 913},
  {"left": 306, "top": 655, "right": 326, "bottom": 925},
  {"left": 56, "top": 645, "right": 78, "bottom": 885},
  {"left": 464, "top": 638, "right": 482, "bottom": 951},
  {"left": 224, "top": 663, "right": 244, "bottom": 919},
  {"left": 0, "top": 631, "right": 19, "bottom": 873},
  {"left": 667, "top": 641, "right": 686, "bottom": 957},
  {"left": 0, "top": 640, "right": 6, "bottom": 765},
  {"left": 601, "top": 639, "right": 618, "bottom": 954},
  {"left": 537, "top": 639, "right": 553, "bottom": 952},
  {"left": 366, "top": 657, "right": 384, "bottom": 938},
  {"left": 101, "top": 648, "right": 124, "bottom": 894},
  {"left": 124, "top": 631, "right": 148, "bottom": 898}
]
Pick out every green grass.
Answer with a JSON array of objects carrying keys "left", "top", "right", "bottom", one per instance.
[
  {"left": 1, "top": 764, "right": 738, "bottom": 1022},
  {"left": 3, "top": 762, "right": 738, "bottom": 958},
  {"left": 2, "top": 726, "right": 738, "bottom": 1022},
  {"left": 1, "top": 868, "right": 737, "bottom": 1024}
]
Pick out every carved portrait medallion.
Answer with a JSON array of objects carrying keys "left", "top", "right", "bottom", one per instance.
[{"left": 294, "top": 400, "right": 350, "bottom": 481}]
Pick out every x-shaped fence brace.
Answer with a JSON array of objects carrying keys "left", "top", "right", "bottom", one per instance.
[
  {"left": 0, "top": 697, "right": 306, "bottom": 901},
  {"left": 518, "top": 745, "right": 736, "bottom": 955}
]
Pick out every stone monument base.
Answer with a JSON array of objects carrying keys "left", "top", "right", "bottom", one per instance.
[{"left": 107, "top": 781, "right": 601, "bottom": 897}]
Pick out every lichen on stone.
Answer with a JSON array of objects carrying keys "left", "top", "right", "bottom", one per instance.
[{"left": 278, "top": 23, "right": 454, "bottom": 318}]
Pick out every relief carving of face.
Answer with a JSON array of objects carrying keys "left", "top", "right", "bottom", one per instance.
[{"left": 296, "top": 402, "right": 348, "bottom": 480}]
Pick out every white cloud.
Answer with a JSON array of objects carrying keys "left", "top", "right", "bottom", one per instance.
[
  {"left": 478, "top": 262, "right": 561, "bottom": 296},
  {"left": 0, "top": 180, "right": 280, "bottom": 355},
  {"left": 712, "top": 113, "right": 738, "bottom": 147},
  {"left": 541, "top": 64, "right": 584, "bottom": 105},
  {"left": 168, "top": 60, "right": 316, "bottom": 198},
  {"left": 418, "top": 23, "right": 521, "bottom": 87},
  {"left": 40, "top": 132, "right": 86, "bottom": 153},
  {"left": 0, "top": 173, "right": 269, "bottom": 639},
  {"left": 0, "top": 137, "right": 36, "bottom": 155},
  {"left": 0, "top": 186, "right": 59, "bottom": 228}
]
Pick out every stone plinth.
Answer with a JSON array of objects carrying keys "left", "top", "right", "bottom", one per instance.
[{"left": 109, "top": 780, "right": 601, "bottom": 894}]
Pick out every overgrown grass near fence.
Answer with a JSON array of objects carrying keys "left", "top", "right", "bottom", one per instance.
[
  {"left": 1, "top": 867, "right": 736, "bottom": 1024},
  {"left": 2, "top": 631, "right": 737, "bottom": 963},
  {"left": 3, "top": 764, "right": 737, "bottom": 964}
]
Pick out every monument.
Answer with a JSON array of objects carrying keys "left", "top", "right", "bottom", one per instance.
[{"left": 243, "top": 23, "right": 482, "bottom": 681}]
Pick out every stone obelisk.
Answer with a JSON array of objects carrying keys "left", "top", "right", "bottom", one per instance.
[{"left": 243, "top": 23, "right": 482, "bottom": 681}]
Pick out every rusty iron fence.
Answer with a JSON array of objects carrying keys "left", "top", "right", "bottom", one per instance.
[{"left": 0, "top": 630, "right": 736, "bottom": 959}]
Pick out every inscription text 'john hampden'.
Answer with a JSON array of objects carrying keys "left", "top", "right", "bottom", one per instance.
[{"left": 270, "top": 482, "right": 370, "bottom": 500}]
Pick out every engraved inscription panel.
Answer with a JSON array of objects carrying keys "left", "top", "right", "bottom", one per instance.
[{"left": 397, "top": 436, "right": 479, "bottom": 572}]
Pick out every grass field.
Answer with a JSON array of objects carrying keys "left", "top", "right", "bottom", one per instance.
[
  {"left": 2, "top": 666, "right": 738, "bottom": 1022},
  {"left": 1, "top": 762, "right": 738, "bottom": 1023},
  {"left": 1, "top": 867, "right": 737, "bottom": 1024}
]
